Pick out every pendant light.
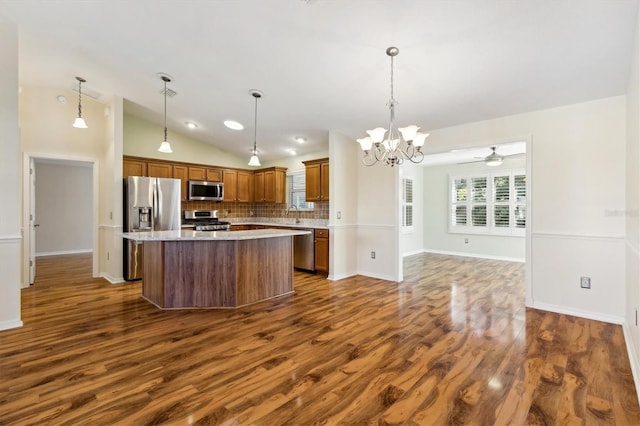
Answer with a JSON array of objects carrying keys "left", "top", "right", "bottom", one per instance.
[
  {"left": 248, "top": 90, "right": 263, "bottom": 167},
  {"left": 158, "top": 74, "right": 173, "bottom": 153},
  {"left": 72, "top": 76, "right": 88, "bottom": 129}
]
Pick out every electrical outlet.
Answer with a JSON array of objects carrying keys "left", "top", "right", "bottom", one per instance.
[
  {"left": 371, "top": 251, "right": 376, "bottom": 259},
  {"left": 337, "top": 211, "right": 341, "bottom": 220},
  {"left": 109, "top": 211, "right": 113, "bottom": 220},
  {"left": 580, "top": 276, "right": 591, "bottom": 289},
  {"left": 464, "top": 238, "right": 469, "bottom": 244}
]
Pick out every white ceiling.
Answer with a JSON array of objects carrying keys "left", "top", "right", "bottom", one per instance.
[{"left": 1, "top": 0, "right": 637, "bottom": 163}]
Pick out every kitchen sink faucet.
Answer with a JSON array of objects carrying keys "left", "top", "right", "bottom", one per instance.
[{"left": 288, "top": 205, "right": 300, "bottom": 224}]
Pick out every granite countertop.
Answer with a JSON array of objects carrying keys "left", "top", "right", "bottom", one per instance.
[
  {"left": 122, "top": 228, "right": 311, "bottom": 241},
  {"left": 229, "top": 220, "right": 329, "bottom": 230}
]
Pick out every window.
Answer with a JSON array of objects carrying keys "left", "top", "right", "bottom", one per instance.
[
  {"left": 287, "top": 170, "right": 314, "bottom": 210},
  {"left": 402, "top": 178, "right": 413, "bottom": 230},
  {"left": 450, "top": 170, "right": 526, "bottom": 236}
]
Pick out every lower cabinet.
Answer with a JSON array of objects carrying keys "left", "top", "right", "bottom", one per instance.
[{"left": 314, "top": 229, "right": 329, "bottom": 275}]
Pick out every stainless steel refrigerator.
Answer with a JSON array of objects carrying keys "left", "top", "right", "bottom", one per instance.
[{"left": 124, "top": 176, "right": 181, "bottom": 280}]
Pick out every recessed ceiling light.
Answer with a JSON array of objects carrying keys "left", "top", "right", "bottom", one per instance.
[
  {"left": 294, "top": 136, "right": 306, "bottom": 144},
  {"left": 224, "top": 120, "right": 244, "bottom": 130},
  {"left": 185, "top": 121, "right": 198, "bottom": 129},
  {"left": 286, "top": 148, "right": 297, "bottom": 156}
]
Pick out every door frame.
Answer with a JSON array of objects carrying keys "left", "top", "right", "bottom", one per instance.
[{"left": 22, "top": 152, "right": 100, "bottom": 287}]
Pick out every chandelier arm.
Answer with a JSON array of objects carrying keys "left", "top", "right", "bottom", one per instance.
[
  {"left": 407, "top": 150, "right": 425, "bottom": 164},
  {"left": 362, "top": 152, "right": 377, "bottom": 167}
]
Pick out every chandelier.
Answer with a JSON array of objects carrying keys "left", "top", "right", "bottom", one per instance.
[{"left": 357, "top": 47, "right": 428, "bottom": 166}]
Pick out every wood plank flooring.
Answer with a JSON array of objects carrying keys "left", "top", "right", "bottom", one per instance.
[{"left": 1, "top": 253, "right": 639, "bottom": 425}]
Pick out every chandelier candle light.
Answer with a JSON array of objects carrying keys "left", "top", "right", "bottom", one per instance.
[
  {"left": 357, "top": 47, "right": 428, "bottom": 166},
  {"left": 72, "top": 76, "right": 88, "bottom": 129},
  {"left": 158, "top": 74, "right": 173, "bottom": 153},
  {"left": 248, "top": 90, "right": 263, "bottom": 167}
]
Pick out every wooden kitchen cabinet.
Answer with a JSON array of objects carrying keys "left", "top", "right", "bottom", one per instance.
[
  {"left": 172, "top": 165, "right": 189, "bottom": 201},
  {"left": 123, "top": 158, "right": 147, "bottom": 178},
  {"left": 254, "top": 167, "right": 286, "bottom": 203},
  {"left": 188, "top": 166, "right": 222, "bottom": 182},
  {"left": 314, "top": 228, "right": 329, "bottom": 275},
  {"left": 236, "top": 171, "right": 253, "bottom": 202},
  {"left": 303, "top": 158, "right": 329, "bottom": 201},
  {"left": 223, "top": 170, "right": 237, "bottom": 202},
  {"left": 147, "top": 162, "right": 173, "bottom": 178}
]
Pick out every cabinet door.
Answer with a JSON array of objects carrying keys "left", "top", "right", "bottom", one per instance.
[
  {"left": 172, "top": 165, "right": 189, "bottom": 201},
  {"left": 148, "top": 162, "right": 173, "bottom": 178},
  {"left": 123, "top": 159, "right": 147, "bottom": 178},
  {"left": 274, "top": 169, "right": 286, "bottom": 203},
  {"left": 263, "top": 170, "right": 275, "bottom": 203},
  {"left": 188, "top": 167, "right": 207, "bottom": 181},
  {"left": 223, "top": 170, "right": 237, "bottom": 202},
  {"left": 236, "top": 171, "right": 253, "bottom": 203},
  {"left": 254, "top": 172, "right": 265, "bottom": 202},
  {"left": 320, "top": 161, "right": 330, "bottom": 201},
  {"left": 305, "top": 163, "right": 321, "bottom": 201},
  {"left": 206, "top": 168, "right": 222, "bottom": 182},
  {"left": 315, "top": 233, "right": 329, "bottom": 274}
]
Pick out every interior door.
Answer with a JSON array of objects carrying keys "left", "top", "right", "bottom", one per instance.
[{"left": 29, "top": 157, "right": 36, "bottom": 284}]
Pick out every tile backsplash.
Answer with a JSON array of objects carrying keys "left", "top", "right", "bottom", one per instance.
[{"left": 182, "top": 200, "right": 329, "bottom": 220}]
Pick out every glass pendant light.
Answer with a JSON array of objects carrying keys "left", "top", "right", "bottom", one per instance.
[
  {"left": 248, "top": 90, "right": 263, "bottom": 166},
  {"left": 158, "top": 74, "right": 173, "bottom": 153},
  {"left": 72, "top": 77, "right": 88, "bottom": 128}
]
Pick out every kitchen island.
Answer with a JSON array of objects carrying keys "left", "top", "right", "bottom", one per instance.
[{"left": 122, "top": 229, "right": 310, "bottom": 309}]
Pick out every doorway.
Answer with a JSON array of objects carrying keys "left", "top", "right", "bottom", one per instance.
[{"left": 22, "top": 154, "right": 99, "bottom": 286}]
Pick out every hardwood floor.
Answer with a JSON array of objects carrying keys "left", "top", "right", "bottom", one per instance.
[{"left": 1, "top": 253, "right": 639, "bottom": 425}]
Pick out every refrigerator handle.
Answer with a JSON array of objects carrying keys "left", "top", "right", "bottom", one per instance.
[{"left": 152, "top": 179, "right": 159, "bottom": 231}]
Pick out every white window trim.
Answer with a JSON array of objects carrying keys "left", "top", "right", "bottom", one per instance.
[
  {"left": 286, "top": 169, "right": 315, "bottom": 211},
  {"left": 449, "top": 169, "right": 526, "bottom": 237},
  {"left": 402, "top": 177, "right": 414, "bottom": 234}
]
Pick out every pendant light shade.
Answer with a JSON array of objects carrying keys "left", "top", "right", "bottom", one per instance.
[
  {"left": 72, "top": 77, "right": 88, "bottom": 128},
  {"left": 158, "top": 74, "right": 173, "bottom": 153},
  {"left": 248, "top": 90, "right": 263, "bottom": 167}
]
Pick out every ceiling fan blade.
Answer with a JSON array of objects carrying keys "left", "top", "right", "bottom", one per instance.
[
  {"left": 503, "top": 152, "right": 526, "bottom": 158},
  {"left": 456, "top": 159, "right": 485, "bottom": 165}
]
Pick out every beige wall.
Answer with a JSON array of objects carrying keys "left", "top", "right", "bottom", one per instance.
[
  {"left": 625, "top": 5, "right": 640, "bottom": 397},
  {"left": 123, "top": 112, "right": 248, "bottom": 169},
  {"left": 0, "top": 13, "right": 21, "bottom": 330}
]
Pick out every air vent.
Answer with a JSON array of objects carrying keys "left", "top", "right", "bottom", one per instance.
[{"left": 160, "top": 87, "right": 177, "bottom": 98}]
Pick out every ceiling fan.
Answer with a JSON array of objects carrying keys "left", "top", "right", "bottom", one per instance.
[{"left": 458, "top": 146, "right": 524, "bottom": 167}]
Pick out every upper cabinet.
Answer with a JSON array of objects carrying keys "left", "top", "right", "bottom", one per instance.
[
  {"left": 123, "top": 158, "right": 147, "bottom": 179},
  {"left": 188, "top": 166, "right": 222, "bottom": 182},
  {"left": 254, "top": 167, "right": 286, "bottom": 203},
  {"left": 303, "top": 158, "right": 329, "bottom": 201},
  {"left": 172, "top": 165, "right": 189, "bottom": 201},
  {"left": 223, "top": 169, "right": 253, "bottom": 203},
  {"left": 147, "top": 162, "right": 173, "bottom": 178}
]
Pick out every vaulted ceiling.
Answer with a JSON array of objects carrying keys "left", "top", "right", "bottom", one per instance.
[{"left": 1, "top": 0, "right": 637, "bottom": 162}]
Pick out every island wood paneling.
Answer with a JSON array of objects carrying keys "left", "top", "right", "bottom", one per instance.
[
  {"left": 236, "top": 237, "right": 293, "bottom": 306},
  {"left": 141, "top": 237, "right": 293, "bottom": 309},
  {"left": 2, "top": 253, "right": 640, "bottom": 425}
]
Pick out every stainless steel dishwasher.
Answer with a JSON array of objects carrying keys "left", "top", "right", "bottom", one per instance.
[{"left": 294, "top": 229, "right": 315, "bottom": 271}]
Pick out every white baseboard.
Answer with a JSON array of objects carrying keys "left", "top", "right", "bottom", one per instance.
[
  {"left": 0, "top": 318, "right": 23, "bottom": 331},
  {"left": 423, "top": 248, "right": 525, "bottom": 263},
  {"left": 531, "top": 301, "right": 624, "bottom": 325},
  {"left": 402, "top": 249, "right": 426, "bottom": 258},
  {"left": 622, "top": 322, "right": 640, "bottom": 408},
  {"left": 328, "top": 272, "right": 357, "bottom": 281},
  {"left": 356, "top": 271, "right": 397, "bottom": 282},
  {"left": 100, "top": 272, "right": 125, "bottom": 284},
  {"left": 36, "top": 249, "right": 92, "bottom": 257}
]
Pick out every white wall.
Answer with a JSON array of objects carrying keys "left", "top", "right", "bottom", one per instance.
[
  {"left": 428, "top": 95, "right": 626, "bottom": 322},
  {"left": 35, "top": 162, "right": 92, "bottom": 255},
  {"left": 422, "top": 157, "right": 526, "bottom": 261},
  {"left": 261, "top": 149, "right": 329, "bottom": 172},
  {"left": 356, "top": 146, "right": 400, "bottom": 282},
  {"left": 0, "top": 13, "right": 22, "bottom": 330},
  {"left": 625, "top": 5, "right": 640, "bottom": 398},
  {"left": 123, "top": 112, "right": 248, "bottom": 169},
  {"left": 328, "top": 131, "right": 358, "bottom": 280},
  {"left": 400, "top": 162, "right": 424, "bottom": 258}
]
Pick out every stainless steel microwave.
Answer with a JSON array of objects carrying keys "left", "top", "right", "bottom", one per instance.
[{"left": 188, "top": 180, "right": 224, "bottom": 201}]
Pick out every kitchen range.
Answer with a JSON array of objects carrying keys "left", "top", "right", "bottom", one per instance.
[{"left": 182, "top": 210, "right": 231, "bottom": 231}]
